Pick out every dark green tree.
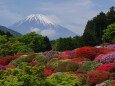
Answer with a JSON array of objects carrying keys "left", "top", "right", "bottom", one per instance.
[
  {"left": 43, "top": 36, "right": 52, "bottom": 51},
  {"left": 52, "top": 37, "right": 74, "bottom": 51},
  {"left": 106, "top": 6, "right": 115, "bottom": 25}
]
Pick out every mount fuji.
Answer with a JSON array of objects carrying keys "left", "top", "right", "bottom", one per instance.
[{"left": 9, "top": 14, "right": 76, "bottom": 40}]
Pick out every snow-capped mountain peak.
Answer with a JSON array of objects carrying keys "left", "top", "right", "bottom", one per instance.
[
  {"left": 25, "top": 14, "right": 55, "bottom": 25},
  {"left": 10, "top": 14, "right": 77, "bottom": 40}
]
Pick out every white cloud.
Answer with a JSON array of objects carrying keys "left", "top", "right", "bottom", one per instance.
[
  {"left": 30, "top": 27, "right": 40, "bottom": 33},
  {"left": 36, "top": 0, "right": 99, "bottom": 35},
  {"left": 41, "top": 29, "right": 56, "bottom": 36},
  {"left": 0, "top": 5, "right": 22, "bottom": 26}
]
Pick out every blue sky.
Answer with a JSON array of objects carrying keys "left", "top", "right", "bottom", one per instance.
[{"left": 0, "top": 0, "right": 115, "bottom": 35}]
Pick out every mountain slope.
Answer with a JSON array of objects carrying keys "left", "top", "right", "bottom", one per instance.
[
  {"left": 0, "top": 25, "right": 21, "bottom": 36},
  {"left": 10, "top": 14, "right": 76, "bottom": 40}
]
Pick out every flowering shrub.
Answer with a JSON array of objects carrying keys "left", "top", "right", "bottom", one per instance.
[
  {"left": 43, "top": 50, "right": 59, "bottom": 58},
  {"left": 101, "top": 49, "right": 115, "bottom": 54},
  {"left": 107, "top": 44, "right": 115, "bottom": 49},
  {"left": 0, "top": 59, "right": 7, "bottom": 65},
  {"left": 75, "top": 46, "right": 101, "bottom": 60},
  {"left": 0, "top": 65, "right": 6, "bottom": 70},
  {"left": 55, "top": 61, "right": 79, "bottom": 72},
  {"left": 96, "top": 63, "right": 115, "bottom": 71},
  {"left": 99, "top": 52, "right": 115, "bottom": 63},
  {"left": 71, "top": 57, "right": 90, "bottom": 63},
  {"left": 64, "top": 51, "right": 76, "bottom": 58},
  {"left": 1, "top": 56, "right": 20, "bottom": 63},
  {"left": 69, "top": 71, "right": 87, "bottom": 77},
  {"left": 43, "top": 66, "right": 55, "bottom": 76},
  {"left": 58, "top": 53, "right": 71, "bottom": 60},
  {"left": 29, "top": 62, "right": 39, "bottom": 66},
  {"left": 112, "top": 82, "right": 115, "bottom": 86},
  {"left": 87, "top": 70, "right": 109, "bottom": 84},
  {"left": 94, "top": 54, "right": 104, "bottom": 62}
]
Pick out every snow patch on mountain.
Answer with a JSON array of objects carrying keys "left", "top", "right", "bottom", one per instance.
[{"left": 25, "top": 14, "right": 56, "bottom": 25}]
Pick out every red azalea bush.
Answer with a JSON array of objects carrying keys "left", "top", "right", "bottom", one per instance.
[
  {"left": 1, "top": 56, "right": 20, "bottom": 63},
  {"left": 101, "top": 49, "right": 115, "bottom": 54},
  {"left": 63, "top": 51, "right": 76, "bottom": 59},
  {"left": 43, "top": 66, "right": 55, "bottom": 76},
  {"left": 69, "top": 71, "right": 87, "bottom": 77},
  {"left": 75, "top": 46, "right": 102, "bottom": 60},
  {"left": 96, "top": 63, "right": 115, "bottom": 71},
  {"left": 87, "top": 70, "right": 109, "bottom": 84},
  {"left": 58, "top": 54, "right": 71, "bottom": 60},
  {"left": 71, "top": 57, "right": 90, "bottom": 63},
  {"left": 30, "top": 62, "right": 39, "bottom": 66},
  {"left": 112, "top": 82, "right": 115, "bottom": 86},
  {"left": 0, "top": 59, "right": 7, "bottom": 65}
]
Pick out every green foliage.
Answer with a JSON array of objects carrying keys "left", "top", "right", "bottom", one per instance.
[
  {"left": 102, "top": 23, "right": 115, "bottom": 43},
  {"left": 0, "top": 66, "right": 51, "bottom": 86},
  {"left": 0, "top": 41, "right": 24, "bottom": 56},
  {"left": 104, "top": 80, "right": 115, "bottom": 86},
  {"left": 52, "top": 37, "right": 74, "bottom": 51},
  {"left": 47, "top": 72, "right": 81, "bottom": 86},
  {"left": 78, "top": 61, "right": 102, "bottom": 73},
  {"left": 18, "top": 45, "right": 34, "bottom": 53},
  {"left": 106, "top": 6, "right": 115, "bottom": 25},
  {"left": 16, "top": 32, "right": 51, "bottom": 52},
  {"left": 82, "top": 7, "right": 115, "bottom": 46},
  {"left": 32, "top": 55, "right": 48, "bottom": 65},
  {"left": 55, "top": 61, "right": 79, "bottom": 72},
  {"left": 0, "top": 35, "right": 8, "bottom": 44},
  {"left": 72, "top": 36, "right": 84, "bottom": 48},
  {"left": 48, "top": 59, "right": 70, "bottom": 68},
  {"left": 9, "top": 56, "right": 26, "bottom": 66},
  {"left": 24, "top": 54, "right": 39, "bottom": 62}
]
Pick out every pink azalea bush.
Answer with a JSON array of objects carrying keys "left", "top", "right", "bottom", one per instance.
[{"left": 95, "top": 52, "right": 115, "bottom": 63}]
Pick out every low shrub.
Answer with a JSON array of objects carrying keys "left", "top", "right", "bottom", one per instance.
[
  {"left": 107, "top": 44, "right": 115, "bottom": 49},
  {"left": 96, "top": 52, "right": 115, "bottom": 63},
  {"left": 78, "top": 61, "right": 102, "bottom": 73},
  {"left": 1, "top": 55, "right": 20, "bottom": 63},
  {"left": 24, "top": 53, "right": 39, "bottom": 62},
  {"left": 32, "top": 55, "right": 47, "bottom": 65},
  {"left": 0, "top": 59, "right": 7, "bottom": 65},
  {"left": 75, "top": 46, "right": 101, "bottom": 60},
  {"left": 87, "top": 70, "right": 109, "bottom": 85},
  {"left": 71, "top": 57, "right": 90, "bottom": 63},
  {"left": 48, "top": 59, "right": 70, "bottom": 68},
  {"left": 9, "top": 56, "right": 26, "bottom": 66},
  {"left": 47, "top": 72, "right": 81, "bottom": 86},
  {"left": 55, "top": 61, "right": 79, "bottom": 72},
  {"left": 0, "top": 66, "right": 51, "bottom": 86},
  {"left": 96, "top": 63, "right": 115, "bottom": 71}
]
